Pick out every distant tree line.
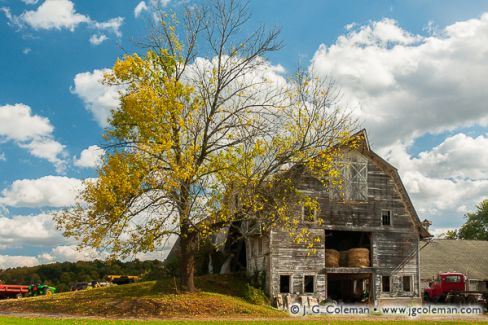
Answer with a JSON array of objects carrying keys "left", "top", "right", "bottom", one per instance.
[{"left": 0, "top": 259, "right": 169, "bottom": 292}]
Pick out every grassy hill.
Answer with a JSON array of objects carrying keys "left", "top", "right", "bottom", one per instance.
[{"left": 0, "top": 274, "right": 283, "bottom": 319}]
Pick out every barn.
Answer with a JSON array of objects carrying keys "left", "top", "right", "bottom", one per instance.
[{"left": 243, "top": 129, "right": 432, "bottom": 306}]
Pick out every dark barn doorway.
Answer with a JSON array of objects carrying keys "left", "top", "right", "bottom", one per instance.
[{"left": 327, "top": 273, "right": 371, "bottom": 303}]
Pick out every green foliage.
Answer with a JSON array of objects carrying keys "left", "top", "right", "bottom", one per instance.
[
  {"left": 444, "top": 229, "right": 458, "bottom": 239},
  {"left": 240, "top": 283, "right": 267, "bottom": 305},
  {"left": 0, "top": 259, "right": 165, "bottom": 291},
  {"left": 458, "top": 199, "right": 488, "bottom": 240}
]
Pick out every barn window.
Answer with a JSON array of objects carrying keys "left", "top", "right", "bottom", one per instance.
[
  {"left": 330, "top": 153, "right": 368, "bottom": 201},
  {"left": 382, "top": 276, "right": 390, "bottom": 292},
  {"left": 304, "top": 275, "right": 314, "bottom": 293},
  {"left": 303, "top": 206, "right": 317, "bottom": 222},
  {"left": 280, "top": 275, "right": 291, "bottom": 293},
  {"left": 403, "top": 276, "right": 412, "bottom": 292},
  {"left": 381, "top": 210, "right": 391, "bottom": 226}
]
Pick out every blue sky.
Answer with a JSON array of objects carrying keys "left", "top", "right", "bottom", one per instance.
[{"left": 1, "top": 0, "right": 488, "bottom": 268}]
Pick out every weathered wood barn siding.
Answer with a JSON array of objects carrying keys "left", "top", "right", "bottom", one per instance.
[
  {"left": 246, "top": 130, "right": 429, "bottom": 305},
  {"left": 268, "top": 228, "right": 326, "bottom": 297}
]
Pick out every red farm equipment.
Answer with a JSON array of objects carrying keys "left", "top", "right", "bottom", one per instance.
[{"left": 0, "top": 284, "right": 29, "bottom": 299}]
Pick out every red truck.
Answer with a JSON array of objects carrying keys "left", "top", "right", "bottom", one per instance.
[
  {"left": 0, "top": 284, "right": 29, "bottom": 299},
  {"left": 423, "top": 272, "right": 487, "bottom": 305}
]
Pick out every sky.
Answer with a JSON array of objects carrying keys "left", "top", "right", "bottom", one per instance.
[{"left": 1, "top": 0, "right": 488, "bottom": 269}]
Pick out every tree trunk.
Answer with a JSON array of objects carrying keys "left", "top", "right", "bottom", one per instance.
[{"left": 179, "top": 233, "right": 196, "bottom": 292}]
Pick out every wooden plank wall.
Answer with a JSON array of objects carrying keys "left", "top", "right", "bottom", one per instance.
[{"left": 252, "top": 149, "right": 422, "bottom": 303}]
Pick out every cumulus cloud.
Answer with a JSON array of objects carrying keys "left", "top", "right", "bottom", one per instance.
[
  {"left": 0, "top": 103, "right": 66, "bottom": 171},
  {"left": 134, "top": 1, "right": 148, "bottom": 18},
  {"left": 0, "top": 176, "right": 85, "bottom": 208},
  {"left": 383, "top": 133, "right": 488, "bottom": 180},
  {"left": 311, "top": 14, "right": 488, "bottom": 146},
  {"left": 21, "top": 0, "right": 39, "bottom": 5},
  {"left": 74, "top": 145, "right": 105, "bottom": 168},
  {"left": 2, "top": 0, "right": 123, "bottom": 40},
  {"left": 91, "top": 17, "right": 123, "bottom": 37},
  {"left": 0, "top": 213, "right": 64, "bottom": 248},
  {"left": 16, "top": 0, "right": 90, "bottom": 31},
  {"left": 89, "top": 34, "right": 108, "bottom": 46},
  {"left": 39, "top": 245, "right": 100, "bottom": 263},
  {"left": 377, "top": 134, "right": 488, "bottom": 230},
  {"left": 71, "top": 69, "right": 122, "bottom": 127},
  {"left": 0, "top": 255, "right": 39, "bottom": 269}
]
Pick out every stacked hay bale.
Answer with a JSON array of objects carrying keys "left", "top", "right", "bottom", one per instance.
[
  {"left": 347, "top": 248, "right": 370, "bottom": 267},
  {"left": 324, "top": 249, "right": 340, "bottom": 267}
]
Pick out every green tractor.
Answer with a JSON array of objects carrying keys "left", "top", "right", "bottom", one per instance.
[{"left": 28, "top": 284, "right": 56, "bottom": 297}]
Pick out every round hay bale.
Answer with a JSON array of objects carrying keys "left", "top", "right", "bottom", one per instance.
[
  {"left": 324, "top": 249, "right": 340, "bottom": 267},
  {"left": 339, "top": 250, "right": 349, "bottom": 267},
  {"left": 347, "top": 248, "right": 370, "bottom": 268}
]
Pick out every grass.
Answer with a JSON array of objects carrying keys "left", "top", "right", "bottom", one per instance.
[
  {"left": 0, "top": 275, "right": 486, "bottom": 323},
  {"left": 0, "top": 317, "right": 487, "bottom": 324},
  {"left": 0, "top": 275, "right": 281, "bottom": 319}
]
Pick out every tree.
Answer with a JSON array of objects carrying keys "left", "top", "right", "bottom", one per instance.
[
  {"left": 458, "top": 199, "right": 488, "bottom": 240},
  {"left": 56, "top": 0, "right": 356, "bottom": 292},
  {"left": 443, "top": 229, "right": 458, "bottom": 240}
]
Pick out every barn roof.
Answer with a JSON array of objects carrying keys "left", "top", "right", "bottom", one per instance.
[{"left": 419, "top": 239, "right": 488, "bottom": 281}]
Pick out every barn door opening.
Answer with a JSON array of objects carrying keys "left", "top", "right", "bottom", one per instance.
[
  {"left": 325, "top": 230, "right": 372, "bottom": 267},
  {"left": 327, "top": 273, "right": 371, "bottom": 303}
]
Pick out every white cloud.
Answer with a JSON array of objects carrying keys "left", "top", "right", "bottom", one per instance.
[
  {"left": 0, "top": 213, "right": 64, "bottom": 248},
  {"left": 89, "top": 34, "right": 108, "bottom": 46},
  {"left": 19, "top": 138, "right": 67, "bottom": 172},
  {"left": 0, "top": 103, "right": 66, "bottom": 170},
  {"left": 0, "top": 255, "right": 39, "bottom": 269},
  {"left": 0, "top": 152, "right": 5, "bottom": 161},
  {"left": 74, "top": 145, "right": 105, "bottom": 168},
  {"left": 21, "top": 0, "right": 39, "bottom": 5},
  {"left": 134, "top": 1, "right": 148, "bottom": 18},
  {"left": 311, "top": 13, "right": 488, "bottom": 147},
  {"left": 378, "top": 134, "right": 488, "bottom": 231},
  {"left": 41, "top": 245, "right": 100, "bottom": 263},
  {"left": 383, "top": 133, "right": 488, "bottom": 180},
  {"left": 22, "top": 47, "right": 31, "bottom": 54},
  {"left": 19, "top": 0, "right": 90, "bottom": 31},
  {"left": 0, "top": 176, "right": 85, "bottom": 208},
  {"left": 149, "top": 0, "right": 171, "bottom": 7},
  {"left": 0, "top": 103, "right": 53, "bottom": 141},
  {"left": 3, "top": 0, "right": 123, "bottom": 41},
  {"left": 71, "top": 69, "right": 122, "bottom": 127},
  {"left": 92, "top": 17, "right": 123, "bottom": 38}
]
